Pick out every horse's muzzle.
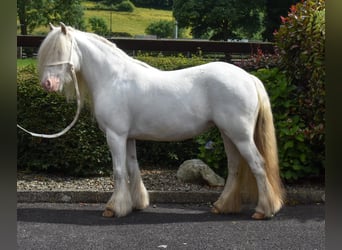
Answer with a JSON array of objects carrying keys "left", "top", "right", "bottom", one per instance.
[{"left": 42, "top": 76, "right": 60, "bottom": 92}]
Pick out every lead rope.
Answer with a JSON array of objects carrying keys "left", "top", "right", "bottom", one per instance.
[{"left": 17, "top": 64, "right": 81, "bottom": 138}]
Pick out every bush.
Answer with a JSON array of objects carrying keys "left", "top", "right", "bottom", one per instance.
[
  {"left": 17, "top": 65, "right": 112, "bottom": 176},
  {"left": 274, "top": 0, "right": 325, "bottom": 171},
  {"left": 88, "top": 16, "right": 109, "bottom": 36},
  {"left": 17, "top": 55, "right": 208, "bottom": 176},
  {"left": 116, "top": 0, "right": 135, "bottom": 12},
  {"left": 18, "top": 56, "right": 324, "bottom": 181},
  {"left": 135, "top": 53, "right": 209, "bottom": 70},
  {"left": 145, "top": 20, "right": 174, "bottom": 38},
  {"left": 253, "top": 68, "right": 319, "bottom": 181},
  {"left": 196, "top": 68, "right": 322, "bottom": 181}
]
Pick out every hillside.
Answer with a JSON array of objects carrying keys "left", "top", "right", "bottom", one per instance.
[
  {"left": 84, "top": 2, "right": 173, "bottom": 36},
  {"left": 32, "top": 1, "right": 174, "bottom": 36}
]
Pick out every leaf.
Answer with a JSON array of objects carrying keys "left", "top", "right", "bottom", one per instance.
[{"left": 284, "top": 141, "right": 294, "bottom": 150}]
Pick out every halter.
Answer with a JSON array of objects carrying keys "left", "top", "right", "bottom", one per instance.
[{"left": 17, "top": 36, "right": 82, "bottom": 138}]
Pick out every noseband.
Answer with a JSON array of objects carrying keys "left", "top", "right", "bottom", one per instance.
[{"left": 17, "top": 37, "right": 81, "bottom": 138}]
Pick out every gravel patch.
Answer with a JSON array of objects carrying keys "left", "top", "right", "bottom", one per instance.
[
  {"left": 17, "top": 168, "right": 223, "bottom": 192},
  {"left": 17, "top": 168, "right": 325, "bottom": 204}
]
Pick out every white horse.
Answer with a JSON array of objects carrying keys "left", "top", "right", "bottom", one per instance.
[{"left": 37, "top": 23, "right": 284, "bottom": 219}]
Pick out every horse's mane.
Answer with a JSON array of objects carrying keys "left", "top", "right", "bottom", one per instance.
[
  {"left": 83, "top": 31, "right": 155, "bottom": 70},
  {"left": 38, "top": 27, "right": 158, "bottom": 107}
]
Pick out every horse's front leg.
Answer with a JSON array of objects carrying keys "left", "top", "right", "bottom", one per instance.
[
  {"left": 126, "top": 139, "right": 149, "bottom": 210},
  {"left": 103, "top": 131, "right": 133, "bottom": 218}
]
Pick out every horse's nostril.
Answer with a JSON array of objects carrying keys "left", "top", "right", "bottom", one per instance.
[{"left": 44, "top": 79, "right": 51, "bottom": 89}]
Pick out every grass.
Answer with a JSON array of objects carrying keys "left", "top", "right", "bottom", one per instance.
[
  {"left": 84, "top": 7, "right": 173, "bottom": 36},
  {"left": 17, "top": 58, "right": 37, "bottom": 68},
  {"left": 31, "top": 2, "right": 174, "bottom": 36}
]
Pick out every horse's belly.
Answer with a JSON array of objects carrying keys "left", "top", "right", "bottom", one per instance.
[{"left": 128, "top": 116, "right": 214, "bottom": 141}]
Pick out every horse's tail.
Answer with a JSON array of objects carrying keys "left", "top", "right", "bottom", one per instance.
[
  {"left": 251, "top": 75, "right": 285, "bottom": 211},
  {"left": 238, "top": 75, "right": 285, "bottom": 212}
]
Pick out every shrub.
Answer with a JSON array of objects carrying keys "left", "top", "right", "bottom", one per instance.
[
  {"left": 196, "top": 127, "right": 226, "bottom": 177},
  {"left": 116, "top": 0, "right": 135, "bottom": 12},
  {"left": 274, "top": 0, "right": 325, "bottom": 171},
  {"left": 17, "top": 65, "right": 112, "bottom": 176},
  {"left": 145, "top": 20, "right": 174, "bottom": 38},
  {"left": 196, "top": 68, "right": 321, "bottom": 181},
  {"left": 17, "top": 55, "right": 208, "bottom": 176},
  {"left": 253, "top": 68, "right": 319, "bottom": 181},
  {"left": 135, "top": 53, "right": 209, "bottom": 70},
  {"left": 234, "top": 48, "right": 281, "bottom": 71},
  {"left": 88, "top": 17, "right": 109, "bottom": 36}
]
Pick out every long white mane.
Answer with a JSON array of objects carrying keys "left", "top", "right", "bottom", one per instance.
[
  {"left": 85, "top": 32, "right": 154, "bottom": 70},
  {"left": 38, "top": 26, "right": 157, "bottom": 104}
]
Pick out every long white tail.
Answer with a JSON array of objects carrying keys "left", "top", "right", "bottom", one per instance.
[{"left": 252, "top": 75, "right": 285, "bottom": 211}]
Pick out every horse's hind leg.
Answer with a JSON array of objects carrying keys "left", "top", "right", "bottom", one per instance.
[
  {"left": 126, "top": 139, "right": 149, "bottom": 210},
  {"left": 212, "top": 133, "right": 243, "bottom": 214},
  {"left": 234, "top": 139, "right": 277, "bottom": 219},
  {"left": 103, "top": 132, "right": 132, "bottom": 218}
]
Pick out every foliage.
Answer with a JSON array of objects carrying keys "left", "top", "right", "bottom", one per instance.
[
  {"left": 17, "top": 0, "right": 45, "bottom": 35},
  {"left": 145, "top": 20, "right": 174, "bottom": 38},
  {"left": 274, "top": 0, "right": 325, "bottom": 173},
  {"left": 234, "top": 48, "right": 281, "bottom": 71},
  {"left": 262, "top": 0, "right": 301, "bottom": 41},
  {"left": 82, "top": 4, "right": 173, "bottom": 37},
  {"left": 17, "top": 0, "right": 85, "bottom": 35},
  {"left": 17, "top": 55, "right": 207, "bottom": 176},
  {"left": 131, "top": 0, "right": 173, "bottom": 10},
  {"left": 17, "top": 65, "right": 112, "bottom": 176},
  {"left": 95, "top": 0, "right": 135, "bottom": 12},
  {"left": 196, "top": 127, "right": 226, "bottom": 177},
  {"left": 104, "top": 0, "right": 124, "bottom": 6},
  {"left": 17, "top": 56, "right": 324, "bottom": 180},
  {"left": 196, "top": 68, "right": 322, "bottom": 181},
  {"left": 88, "top": 16, "right": 109, "bottom": 36},
  {"left": 253, "top": 68, "right": 319, "bottom": 181},
  {"left": 173, "top": 0, "right": 265, "bottom": 40},
  {"left": 116, "top": 0, "right": 135, "bottom": 12},
  {"left": 135, "top": 53, "right": 208, "bottom": 70}
]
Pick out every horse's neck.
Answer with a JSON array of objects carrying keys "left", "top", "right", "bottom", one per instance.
[
  {"left": 75, "top": 32, "right": 157, "bottom": 100},
  {"left": 74, "top": 33, "right": 126, "bottom": 93}
]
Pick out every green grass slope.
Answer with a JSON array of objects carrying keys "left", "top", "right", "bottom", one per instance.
[{"left": 32, "top": 2, "right": 174, "bottom": 36}]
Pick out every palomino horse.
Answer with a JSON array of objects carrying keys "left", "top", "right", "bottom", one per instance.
[{"left": 37, "top": 23, "right": 284, "bottom": 219}]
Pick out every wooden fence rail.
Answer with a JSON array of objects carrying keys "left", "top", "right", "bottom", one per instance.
[{"left": 17, "top": 35, "right": 275, "bottom": 57}]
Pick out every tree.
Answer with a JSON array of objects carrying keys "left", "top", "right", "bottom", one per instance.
[
  {"left": 17, "top": 0, "right": 85, "bottom": 35},
  {"left": 89, "top": 17, "right": 109, "bottom": 36},
  {"left": 145, "top": 20, "right": 174, "bottom": 38},
  {"left": 173, "top": 0, "right": 265, "bottom": 40},
  {"left": 263, "top": 0, "right": 301, "bottom": 41},
  {"left": 50, "top": 0, "right": 85, "bottom": 30},
  {"left": 17, "top": 0, "right": 45, "bottom": 35}
]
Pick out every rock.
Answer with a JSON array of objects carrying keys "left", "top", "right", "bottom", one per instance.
[{"left": 177, "top": 159, "right": 225, "bottom": 187}]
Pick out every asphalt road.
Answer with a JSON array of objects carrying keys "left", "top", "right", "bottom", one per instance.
[{"left": 17, "top": 203, "right": 325, "bottom": 250}]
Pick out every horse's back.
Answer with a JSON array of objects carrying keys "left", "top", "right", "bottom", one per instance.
[{"left": 124, "top": 61, "right": 259, "bottom": 141}]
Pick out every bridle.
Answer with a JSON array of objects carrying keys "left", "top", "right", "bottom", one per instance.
[{"left": 17, "top": 36, "right": 81, "bottom": 138}]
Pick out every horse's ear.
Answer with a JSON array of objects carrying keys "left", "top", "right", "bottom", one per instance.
[
  {"left": 49, "top": 23, "right": 56, "bottom": 30},
  {"left": 60, "top": 22, "right": 67, "bottom": 35}
]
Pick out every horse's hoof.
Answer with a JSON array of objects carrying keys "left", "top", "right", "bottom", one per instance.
[
  {"left": 211, "top": 206, "right": 220, "bottom": 214},
  {"left": 102, "top": 208, "right": 115, "bottom": 218},
  {"left": 251, "top": 212, "right": 265, "bottom": 220}
]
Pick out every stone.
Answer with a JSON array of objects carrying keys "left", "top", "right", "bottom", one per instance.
[{"left": 176, "top": 159, "right": 225, "bottom": 187}]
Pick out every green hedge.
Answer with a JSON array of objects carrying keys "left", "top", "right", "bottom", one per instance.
[
  {"left": 274, "top": 0, "right": 325, "bottom": 175},
  {"left": 17, "top": 65, "right": 112, "bottom": 176},
  {"left": 198, "top": 68, "right": 325, "bottom": 181},
  {"left": 17, "top": 56, "right": 207, "bottom": 176},
  {"left": 17, "top": 55, "right": 324, "bottom": 181}
]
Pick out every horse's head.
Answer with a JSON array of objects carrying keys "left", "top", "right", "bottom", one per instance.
[{"left": 37, "top": 23, "right": 80, "bottom": 92}]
